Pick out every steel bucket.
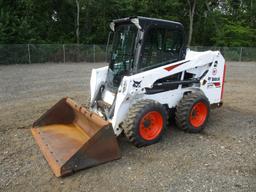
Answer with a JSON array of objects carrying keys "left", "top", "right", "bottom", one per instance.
[{"left": 31, "top": 98, "right": 121, "bottom": 177}]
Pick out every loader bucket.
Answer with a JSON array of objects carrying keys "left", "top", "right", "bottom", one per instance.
[{"left": 31, "top": 97, "right": 121, "bottom": 177}]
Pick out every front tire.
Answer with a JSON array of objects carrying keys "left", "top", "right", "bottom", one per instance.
[
  {"left": 175, "top": 92, "right": 210, "bottom": 133},
  {"left": 123, "top": 100, "right": 167, "bottom": 147}
]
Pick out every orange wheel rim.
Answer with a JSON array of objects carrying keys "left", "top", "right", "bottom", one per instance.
[
  {"left": 139, "top": 111, "right": 163, "bottom": 141},
  {"left": 189, "top": 102, "right": 208, "bottom": 128}
]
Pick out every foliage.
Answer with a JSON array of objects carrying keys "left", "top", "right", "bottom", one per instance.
[{"left": 0, "top": 0, "right": 255, "bottom": 46}]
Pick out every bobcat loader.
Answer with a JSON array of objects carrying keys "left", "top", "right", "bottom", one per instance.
[{"left": 31, "top": 17, "right": 226, "bottom": 177}]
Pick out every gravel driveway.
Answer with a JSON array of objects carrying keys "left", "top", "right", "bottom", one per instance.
[{"left": 0, "top": 62, "right": 255, "bottom": 192}]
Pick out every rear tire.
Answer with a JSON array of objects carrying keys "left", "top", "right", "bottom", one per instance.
[
  {"left": 123, "top": 100, "right": 167, "bottom": 147},
  {"left": 175, "top": 92, "right": 210, "bottom": 133}
]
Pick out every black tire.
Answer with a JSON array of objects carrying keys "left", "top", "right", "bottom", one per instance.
[
  {"left": 123, "top": 100, "right": 167, "bottom": 147},
  {"left": 175, "top": 92, "right": 210, "bottom": 133}
]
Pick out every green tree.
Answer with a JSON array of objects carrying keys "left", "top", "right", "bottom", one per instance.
[{"left": 0, "top": 0, "right": 255, "bottom": 46}]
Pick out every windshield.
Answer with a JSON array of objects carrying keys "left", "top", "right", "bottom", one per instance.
[{"left": 108, "top": 24, "right": 138, "bottom": 88}]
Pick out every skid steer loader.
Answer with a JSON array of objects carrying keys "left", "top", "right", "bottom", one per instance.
[{"left": 31, "top": 16, "right": 226, "bottom": 177}]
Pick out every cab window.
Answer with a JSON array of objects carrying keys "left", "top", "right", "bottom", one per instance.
[{"left": 138, "top": 27, "right": 182, "bottom": 70}]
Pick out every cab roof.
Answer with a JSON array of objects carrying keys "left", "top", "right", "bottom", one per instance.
[{"left": 112, "top": 16, "right": 184, "bottom": 31}]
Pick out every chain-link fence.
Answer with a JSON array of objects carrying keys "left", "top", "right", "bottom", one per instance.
[
  {"left": 0, "top": 44, "right": 255, "bottom": 64},
  {"left": 190, "top": 46, "right": 256, "bottom": 62},
  {"left": 0, "top": 44, "right": 107, "bottom": 64}
]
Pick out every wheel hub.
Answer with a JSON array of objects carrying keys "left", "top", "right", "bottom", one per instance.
[
  {"left": 143, "top": 119, "right": 151, "bottom": 128},
  {"left": 189, "top": 102, "right": 208, "bottom": 128},
  {"left": 139, "top": 111, "right": 163, "bottom": 141}
]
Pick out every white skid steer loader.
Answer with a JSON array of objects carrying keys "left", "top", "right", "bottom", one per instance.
[{"left": 31, "top": 16, "right": 226, "bottom": 177}]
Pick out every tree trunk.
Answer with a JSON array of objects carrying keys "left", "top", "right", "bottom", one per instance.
[
  {"left": 205, "top": 1, "right": 220, "bottom": 34},
  {"left": 251, "top": 0, "right": 255, "bottom": 27},
  {"left": 75, "top": 0, "right": 80, "bottom": 44},
  {"left": 187, "top": 0, "right": 196, "bottom": 46}
]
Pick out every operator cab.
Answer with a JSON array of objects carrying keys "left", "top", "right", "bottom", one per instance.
[{"left": 107, "top": 16, "right": 186, "bottom": 89}]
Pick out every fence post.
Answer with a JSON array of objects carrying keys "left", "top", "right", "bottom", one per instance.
[
  {"left": 63, "top": 44, "right": 66, "bottom": 63},
  {"left": 27, "top": 44, "right": 31, "bottom": 64},
  {"left": 239, "top": 47, "right": 243, "bottom": 62},
  {"left": 93, "top": 44, "right": 96, "bottom": 63}
]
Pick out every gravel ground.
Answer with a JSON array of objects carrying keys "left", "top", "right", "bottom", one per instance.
[{"left": 0, "top": 62, "right": 255, "bottom": 192}]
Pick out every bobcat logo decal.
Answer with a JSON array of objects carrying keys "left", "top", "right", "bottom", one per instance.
[{"left": 133, "top": 80, "right": 142, "bottom": 88}]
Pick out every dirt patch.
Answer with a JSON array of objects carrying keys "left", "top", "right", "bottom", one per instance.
[{"left": 0, "top": 62, "right": 256, "bottom": 192}]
